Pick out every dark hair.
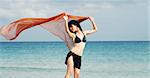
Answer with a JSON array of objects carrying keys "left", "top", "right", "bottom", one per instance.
[{"left": 68, "top": 20, "right": 82, "bottom": 33}]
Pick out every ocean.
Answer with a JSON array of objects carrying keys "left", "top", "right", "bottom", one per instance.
[{"left": 0, "top": 41, "right": 149, "bottom": 78}]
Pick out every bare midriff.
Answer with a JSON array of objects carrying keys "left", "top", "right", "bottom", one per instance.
[{"left": 70, "top": 42, "right": 86, "bottom": 56}]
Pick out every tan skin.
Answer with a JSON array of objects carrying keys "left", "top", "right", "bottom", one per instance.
[{"left": 63, "top": 14, "right": 97, "bottom": 78}]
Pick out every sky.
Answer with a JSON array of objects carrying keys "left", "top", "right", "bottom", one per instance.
[{"left": 0, "top": 0, "right": 149, "bottom": 42}]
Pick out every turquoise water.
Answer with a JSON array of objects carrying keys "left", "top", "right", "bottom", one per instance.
[{"left": 0, "top": 41, "right": 149, "bottom": 78}]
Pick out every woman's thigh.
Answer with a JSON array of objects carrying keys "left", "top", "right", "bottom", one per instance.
[{"left": 66, "top": 56, "right": 74, "bottom": 73}]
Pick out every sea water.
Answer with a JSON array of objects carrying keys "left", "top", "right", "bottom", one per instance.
[{"left": 0, "top": 41, "right": 149, "bottom": 78}]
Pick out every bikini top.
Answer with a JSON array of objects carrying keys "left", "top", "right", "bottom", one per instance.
[{"left": 74, "top": 33, "right": 86, "bottom": 43}]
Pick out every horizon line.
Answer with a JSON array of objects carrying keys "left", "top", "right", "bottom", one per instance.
[{"left": 0, "top": 40, "right": 150, "bottom": 42}]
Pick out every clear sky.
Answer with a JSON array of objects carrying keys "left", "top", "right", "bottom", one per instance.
[{"left": 0, "top": 0, "right": 149, "bottom": 42}]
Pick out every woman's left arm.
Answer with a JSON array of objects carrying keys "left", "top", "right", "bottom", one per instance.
[{"left": 83, "top": 17, "right": 98, "bottom": 35}]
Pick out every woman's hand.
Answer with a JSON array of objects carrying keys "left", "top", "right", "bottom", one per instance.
[
  {"left": 63, "top": 15, "right": 68, "bottom": 20},
  {"left": 88, "top": 16, "right": 94, "bottom": 21}
]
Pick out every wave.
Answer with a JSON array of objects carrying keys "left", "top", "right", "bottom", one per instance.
[{"left": 0, "top": 66, "right": 65, "bottom": 72}]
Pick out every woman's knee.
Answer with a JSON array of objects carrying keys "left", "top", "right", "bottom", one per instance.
[
  {"left": 66, "top": 66, "right": 74, "bottom": 76},
  {"left": 74, "top": 68, "right": 80, "bottom": 78},
  {"left": 74, "top": 68, "right": 80, "bottom": 75},
  {"left": 67, "top": 69, "right": 74, "bottom": 75}
]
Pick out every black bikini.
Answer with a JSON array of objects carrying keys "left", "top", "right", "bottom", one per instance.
[
  {"left": 74, "top": 33, "right": 86, "bottom": 43},
  {"left": 65, "top": 33, "right": 86, "bottom": 69}
]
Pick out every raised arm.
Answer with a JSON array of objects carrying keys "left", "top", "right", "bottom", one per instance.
[
  {"left": 83, "top": 16, "right": 98, "bottom": 35},
  {"left": 63, "top": 15, "right": 75, "bottom": 38}
]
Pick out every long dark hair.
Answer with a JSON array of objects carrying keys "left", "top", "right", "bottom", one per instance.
[{"left": 68, "top": 20, "right": 83, "bottom": 33}]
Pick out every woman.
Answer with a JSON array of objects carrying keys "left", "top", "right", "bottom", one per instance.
[{"left": 63, "top": 15, "right": 97, "bottom": 78}]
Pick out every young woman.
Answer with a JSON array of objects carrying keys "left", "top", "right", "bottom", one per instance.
[{"left": 63, "top": 15, "right": 97, "bottom": 78}]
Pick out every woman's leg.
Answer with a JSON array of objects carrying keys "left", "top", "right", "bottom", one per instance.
[
  {"left": 65, "top": 56, "right": 74, "bottom": 78},
  {"left": 74, "top": 68, "right": 80, "bottom": 78}
]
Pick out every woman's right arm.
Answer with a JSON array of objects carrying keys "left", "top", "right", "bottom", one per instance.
[{"left": 63, "top": 15, "right": 75, "bottom": 38}]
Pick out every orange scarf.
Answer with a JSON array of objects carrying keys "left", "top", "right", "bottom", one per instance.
[{"left": 0, "top": 12, "right": 88, "bottom": 50}]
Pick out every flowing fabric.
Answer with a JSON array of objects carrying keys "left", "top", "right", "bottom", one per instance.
[{"left": 0, "top": 12, "right": 88, "bottom": 50}]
